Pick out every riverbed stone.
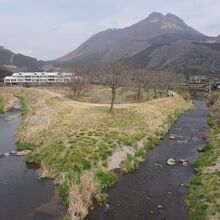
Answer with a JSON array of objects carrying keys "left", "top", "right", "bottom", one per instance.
[
  {"left": 157, "top": 205, "right": 164, "bottom": 209},
  {"left": 182, "top": 161, "right": 189, "bottom": 166},
  {"left": 10, "top": 150, "right": 17, "bottom": 155},
  {"left": 4, "top": 153, "right": 10, "bottom": 157},
  {"left": 16, "top": 150, "right": 31, "bottom": 156},
  {"left": 169, "top": 134, "right": 177, "bottom": 140},
  {"left": 105, "top": 204, "right": 110, "bottom": 210},
  {"left": 177, "top": 139, "right": 188, "bottom": 144},
  {"left": 178, "top": 159, "right": 189, "bottom": 166},
  {"left": 5, "top": 114, "right": 20, "bottom": 121},
  {"left": 197, "top": 147, "right": 205, "bottom": 152},
  {"left": 167, "top": 158, "right": 176, "bottom": 166}
]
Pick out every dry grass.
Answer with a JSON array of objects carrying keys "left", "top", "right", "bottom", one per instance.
[
  {"left": 69, "top": 172, "right": 100, "bottom": 220},
  {"left": 0, "top": 87, "right": 17, "bottom": 111},
  {"left": 0, "top": 86, "right": 192, "bottom": 220}
]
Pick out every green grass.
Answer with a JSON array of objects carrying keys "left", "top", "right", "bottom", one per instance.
[
  {"left": 0, "top": 96, "right": 4, "bottom": 114},
  {"left": 187, "top": 97, "right": 220, "bottom": 220},
  {"left": 120, "top": 109, "right": 184, "bottom": 173},
  {"left": 95, "top": 171, "right": 117, "bottom": 189},
  {"left": 26, "top": 108, "right": 148, "bottom": 177}
]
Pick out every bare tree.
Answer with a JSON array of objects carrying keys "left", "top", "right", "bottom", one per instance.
[
  {"left": 97, "top": 63, "right": 127, "bottom": 112},
  {"left": 65, "top": 65, "right": 90, "bottom": 97},
  {"left": 132, "top": 69, "right": 146, "bottom": 101},
  {"left": 139, "top": 70, "right": 185, "bottom": 99},
  {"left": 69, "top": 76, "right": 85, "bottom": 96}
]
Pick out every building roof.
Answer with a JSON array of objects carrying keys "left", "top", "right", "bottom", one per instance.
[{"left": 12, "top": 72, "right": 74, "bottom": 77}]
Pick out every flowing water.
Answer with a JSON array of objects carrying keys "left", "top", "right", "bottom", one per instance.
[
  {"left": 88, "top": 100, "right": 209, "bottom": 220},
  {"left": 0, "top": 102, "right": 66, "bottom": 220}
]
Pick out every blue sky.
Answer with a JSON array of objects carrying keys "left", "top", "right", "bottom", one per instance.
[{"left": 0, "top": 0, "right": 220, "bottom": 60}]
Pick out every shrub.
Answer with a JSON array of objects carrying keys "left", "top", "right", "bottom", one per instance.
[
  {"left": 95, "top": 171, "right": 117, "bottom": 189},
  {"left": 96, "top": 192, "right": 108, "bottom": 205}
]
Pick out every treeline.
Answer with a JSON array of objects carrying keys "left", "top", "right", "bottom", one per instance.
[{"left": 63, "top": 63, "right": 187, "bottom": 112}]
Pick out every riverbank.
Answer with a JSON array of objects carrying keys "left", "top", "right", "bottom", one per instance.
[
  {"left": 187, "top": 93, "right": 220, "bottom": 220},
  {"left": 0, "top": 101, "right": 66, "bottom": 220},
  {"left": 0, "top": 87, "right": 192, "bottom": 219}
]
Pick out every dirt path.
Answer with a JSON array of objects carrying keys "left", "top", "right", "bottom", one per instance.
[{"left": 88, "top": 100, "right": 209, "bottom": 220}]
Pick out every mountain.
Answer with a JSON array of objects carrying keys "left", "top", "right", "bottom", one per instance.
[
  {"left": 215, "top": 35, "right": 220, "bottom": 43},
  {"left": 127, "top": 40, "right": 220, "bottom": 73},
  {"left": 53, "top": 12, "right": 207, "bottom": 69},
  {"left": 0, "top": 46, "right": 44, "bottom": 72}
]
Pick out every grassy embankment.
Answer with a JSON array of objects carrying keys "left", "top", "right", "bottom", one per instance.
[
  {"left": 0, "top": 87, "right": 192, "bottom": 220},
  {"left": 0, "top": 90, "right": 16, "bottom": 114},
  {"left": 187, "top": 92, "right": 220, "bottom": 220}
]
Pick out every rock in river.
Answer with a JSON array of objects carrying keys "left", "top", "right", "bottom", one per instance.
[
  {"left": 10, "top": 151, "right": 17, "bottom": 155},
  {"left": 178, "top": 159, "right": 189, "bottom": 166},
  {"left": 197, "top": 147, "right": 205, "bottom": 153},
  {"left": 157, "top": 205, "right": 164, "bottom": 209},
  {"left": 16, "top": 150, "right": 31, "bottom": 156},
  {"left": 169, "top": 134, "right": 177, "bottom": 140},
  {"left": 178, "top": 159, "right": 187, "bottom": 164},
  {"left": 167, "top": 158, "right": 176, "bottom": 166}
]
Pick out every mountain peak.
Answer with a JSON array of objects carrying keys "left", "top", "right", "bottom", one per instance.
[
  {"left": 56, "top": 12, "right": 207, "bottom": 67},
  {"left": 147, "top": 12, "right": 185, "bottom": 25},
  {"left": 148, "top": 12, "right": 164, "bottom": 19},
  {"left": 165, "top": 13, "right": 185, "bottom": 24},
  {"left": 166, "top": 12, "right": 178, "bottom": 18}
]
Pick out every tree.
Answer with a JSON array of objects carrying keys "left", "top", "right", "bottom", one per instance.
[
  {"left": 133, "top": 69, "right": 146, "bottom": 101},
  {"left": 65, "top": 65, "right": 90, "bottom": 97},
  {"left": 138, "top": 70, "right": 185, "bottom": 100},
  {"left": 98, "top": 63, "right": 127, "bottom": 112},
  {"left": 69, "top": 75, "right": 85, "bottom": 96}
]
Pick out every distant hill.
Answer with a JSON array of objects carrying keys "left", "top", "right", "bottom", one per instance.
[
  {"left": 215, "top": 35, "right": 220, "bottom": 43},
  {"left": 52, "top": 12, "right": 207, "bottom": 70},
  {"left": 126, "top": 40, "right": 220, "bottom": 73},
  {"left": 0, "top": 46, "right": 44, "bottom": 72}
]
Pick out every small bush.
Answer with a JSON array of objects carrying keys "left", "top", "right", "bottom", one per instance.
[
  {"left": 17, "top": 142, "right": 34, "bottom": 150},
  {"left": 96, "top": 192, "right": 108, "bottom": 205},
  {"left": 178, "top": 87, "right": 191, "bottom": 101},
  {"left": 208, "top": 116, "right": 214, "bottom": 127},
  {"left": 0, "top": 96, "right": 4, "bottom": 114},
  {"left": 121, "top": 154, "right": 139, "bottom": 173},
  {"left": 95, "top": 171, "right": 117, "bottom": 189},
  {"left": 204, "top": 143, "right": 212, "bottom": 151},
  {"left": 59, "top": 182, "right": 69, "bottom": 205}
]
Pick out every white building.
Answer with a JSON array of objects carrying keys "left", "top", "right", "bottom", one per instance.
[{"left": 4, "top": 72, "right": 75, "bottom": 85}]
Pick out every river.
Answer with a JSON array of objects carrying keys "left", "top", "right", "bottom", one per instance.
[
  {"left": 0, "top": 101, "right": 66, "bottom": 220},
  {"left": 88, "top": 100, "right": 209, "bottom": 220}
]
